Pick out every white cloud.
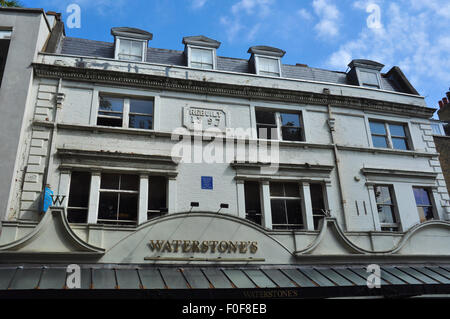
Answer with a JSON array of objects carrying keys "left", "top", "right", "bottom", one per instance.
[
  {"left": 312, "top": 0, "right": 341, "bottom": 38},
  {"left": 191, "top": 0, "right": 208, "bottom": 9},
  {"left": 231, "top": 0, "right": 273, "bottom": 17},
  {"left": 326, "top": 0, "right": 450, "bottom": 101},
  {"left": 297, "top": 8, "right": 313, "bottom": 21},
  {"left": 220, "top": 0, "right": 274, "bottom": 42}
]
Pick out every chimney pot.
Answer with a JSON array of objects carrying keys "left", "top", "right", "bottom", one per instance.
[
  {"left": 443, "top": 98, "right": 449, "bottom": 105},
  {"left": 439, "top": 100, "right": 444, "bottom": 109}
]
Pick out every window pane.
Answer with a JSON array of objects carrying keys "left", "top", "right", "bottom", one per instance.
[
  {"left": 259, "top": 57, "right": 279, "bottom": 74},
  {"left": 310, "top": 184, "right": 325, "bottom": 212},
  {"left": 372, "top": 135, "right": 388, "bottom": 148},
  {"left": 119, "top": 39, "right": 131, "bottom": 54},
  {"left": 284, "top": 183, "right": 300, "bottom": 197},
  {"left": 99, "top": 96, "right": 123, "bottom": 113},
  {"left": 417, "top": 206, "right": 434, "bottom": 222},
  {"left": 270, "top": 183, "right": 284, "bottom": 196},
  {"left": 98, "top": 192, "right": 118, "bottom": 220},
  {"left": 389, "top": 124, "right": 406, "bottom": 137},
  {"left": 377, "top": 206, "right": 396, "bottom": 224},
  {"left": 281, "top": 127, "right": 303, "bottom": 141},
  {"left": 131, "top": 41, "right": 142, "bottom": 56},
  {"left": 118, "top": 193, "right": 138, "bottom": 221},
  {"left": 391, "top": 138, "right": 408, "bottom": 150},
  {"left": 286, "top": 199, "right": 302, "bottom": 225},
  {"left": 244, "top": 181, "right": 261, "bottom": 225},
  {"left": 68, "top": 172, "right": 91, "bottom": 208},
  {"left": 120, "top": 174, "right": 139, "bottom": 191},
  {"left": 148, "top": 176, "right": 167, "bottom": 211},
  {"left": 129, "top": 115, "right": 153, "bottom": 129},
  {"left": 270, "top": 199, "right": 287, "bottom": 225},
  {"left": 280, "top": 113, "right": 301, "bottom": 127},
  {"left": 130, "top": 99, "right": 153, "bottom": 114},
  {"left": 374, "top": 186, "right": 392, "bottom": 205},
  {"left": 67, "top": 209, "right": 88, "bottom": 223},
  {"left": 97, "top": 117, "right": 122, "bottom": 127},
  {"left": 369, "top": 121, "right": 386, "bottom": 135},
  {"left": 257, "top": 125, "right": 277, "bottom": 139},
  {"left": 256, "top": 110, "right": 276, "bottom": 124},
  {"left": 360, "top": 71, "right": 379, "bottom": 87},
  {"left": 413, "top": 188, "right": 431, "bottom": 205},
  {"left": 101, "top": 173, "right": 120, "bottom": 189},
  {"left": 431, "top": 124, "right": 442, "bottom": 135}
]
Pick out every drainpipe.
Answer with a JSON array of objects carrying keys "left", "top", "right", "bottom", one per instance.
[
  {"left": 325, "top": 101, "right": 349, "bottom": 231},
  {"left": 42, "top": 79, "right": 64, "bottom": 196}
]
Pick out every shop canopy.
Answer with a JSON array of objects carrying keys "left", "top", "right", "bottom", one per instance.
[{"left": 0, "top": 264, "right": 450, "bottom": 298}]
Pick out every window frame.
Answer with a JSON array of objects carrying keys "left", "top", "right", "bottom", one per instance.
[
  {"left": 114, "top": 36, "right": 146, "bottom": 62},
  {"left": 269, "top": 182, "right": 303, "bottom": 230},
  {"left": 255, "top": 109, "right": 305, "bottom": 142},
  {"left": 187, "top": 45, "right": 217, "bottom": 70},
  {"left": 368, "top": 119, "right": 411, "bottom": 150},
  {"left": 413, "top": 187, "right": 437, "bottom": 223},
  {"left": 97, "top": 173, "right": 140, "bottom": 225},
  {"left": 254, "top": 54, "right": 281, "bottom": 77},
  {"left": 356, "top": 68, "right": 382, "bottom": 89},
  {"left": 373, "top": 184, "right": 400, "bottom": 231},
  {"left": 96, "top": 94, "right": 154, "bottom": 130},
  {"left": 431, "top": 123, "right": 445, "bottom": 136}
]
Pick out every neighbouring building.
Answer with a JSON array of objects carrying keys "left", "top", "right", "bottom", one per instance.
[
  {"left": 433, "top": 92, "right": 450, "bottom": 195},
  {"left": 0, "top": 7, "right": 450, "bottom": 298}
]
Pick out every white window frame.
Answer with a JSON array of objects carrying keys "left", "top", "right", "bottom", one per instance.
[
  {"left": 96, "top": 94, "right": 154, "bottom": 130},
  {"left": 269, "top": 182, "right": 304, "bottom": 230},
  {"left": 413, "top": 186, "right": 438, "bottom": 223},
  {"left": 367, "top": 119, "right": 412, "bottom": 150},
  {"left": 254, "top": 54, "right": 281, "bottom": 77},
  {"left": 255, "top": 109, "right": 304, "bottom": 142},
  {"left": 114, "top": 37, "right": 146, "bottom": 62},
  {"left": 372, "top": 184, "right": 401, "bottom": 231},
  {"left": 187, "top": 45, "right": 217, "bottom": 70}
]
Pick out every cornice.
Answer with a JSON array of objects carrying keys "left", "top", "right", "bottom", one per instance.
[{"left": 33, "top": 63, "right": 435, "bottom": 118}]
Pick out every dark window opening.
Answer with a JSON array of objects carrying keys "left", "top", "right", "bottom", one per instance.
[
  {"left": 244, "top": 181, "right": 262, "bottom": 225},
  {"left": 270, "top": 182, "right": 303, "bottom": 230},
  {"left": 280, "top": 113, "right": 304, "bottom": 141},
  {"left": 98, "top": 173, "right": 139, "bottom": 225},
  {"left": 0, "top": 37, "right": 11, "bottom": 87},
  {"left": 148, "top": 176, "right": 168, "bottom": 220},
  {"left": 67, "top": 171, "right": 91, "bottom": 223},
  {"left": 310, "top": 183, "right": 326, "bottom": 230}
]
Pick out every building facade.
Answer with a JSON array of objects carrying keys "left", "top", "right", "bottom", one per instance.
[{"left": 1, "top": 8, "right": 450, "bottom": 298}]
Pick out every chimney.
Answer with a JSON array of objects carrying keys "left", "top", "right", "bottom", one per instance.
[{"left": 439, "top": 100, "right": 444, "bottom": 109}]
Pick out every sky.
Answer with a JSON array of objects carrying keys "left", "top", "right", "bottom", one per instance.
[{"left": 21, "top": 0, "right": 450, "bottom": 116}]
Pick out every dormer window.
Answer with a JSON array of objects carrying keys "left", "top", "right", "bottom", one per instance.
[
  {"left": 191, "top": 47, "right": 214, "bottom": 69},
  {"left": 248, "top": 46, "right": 285, "bottom": 77},
  {"left": 111, "top": 27, "right": 153, "bottom": 63},
  {"left": 347, "top": 59, "right": 384, "bottom": 90},
  {"left": 257, "top": 57, "right": 280, "bottom": 77},
  {"left": 183, "top": 35, "right": 221, "bottom": 70}
]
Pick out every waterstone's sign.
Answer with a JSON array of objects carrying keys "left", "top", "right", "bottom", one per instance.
[
  {"left": 183, "top": 106, "right": 227, "bottom": 131},
  {"left": 148, "top": 240, "right": 258, "bottom": 254}
]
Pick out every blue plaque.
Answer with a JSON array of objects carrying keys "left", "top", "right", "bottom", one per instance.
[{"left": 201, "top": 176, "right": 213, "bottom": 190}]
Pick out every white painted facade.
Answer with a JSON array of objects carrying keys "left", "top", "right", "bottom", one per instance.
[{"left": 1, "top": 22, "right": 450, "bottom": 266}]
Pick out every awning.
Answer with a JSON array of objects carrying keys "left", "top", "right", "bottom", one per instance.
[{"left": 1, "top": 264, "right": 450, "bottom": 299}]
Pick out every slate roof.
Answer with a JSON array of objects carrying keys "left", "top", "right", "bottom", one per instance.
[{"left": 59, "top": 37, "right": 405, "bottom": 93}]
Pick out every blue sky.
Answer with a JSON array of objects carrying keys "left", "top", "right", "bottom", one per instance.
[{"left": 22, "top": 0, "right": 450, "bottom": 115}]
